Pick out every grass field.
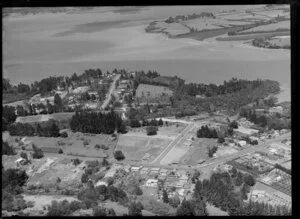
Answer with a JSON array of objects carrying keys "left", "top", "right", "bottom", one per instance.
[
  {"left": 116, "top": 134, "right": 171, "bottom": 162},
  {"left": 15, "top": 112, "right": 75, "bottom": 123},
  {"left": 178, "top": 138, "right": 217, "bottom": 166},
  {"left": 10, "top": 131, "right": 117, "bottom": 159}
]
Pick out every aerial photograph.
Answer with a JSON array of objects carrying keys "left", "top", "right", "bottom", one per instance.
[{"left": 2, "top": 5, "right": 291, "bottom": 216}]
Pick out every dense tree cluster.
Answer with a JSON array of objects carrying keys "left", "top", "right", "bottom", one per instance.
[
  {"left": 70, "top": 110, "right": 127, "bottom": 134},
  {"left": 274, "top": 164, "right": 291, "bottom": 175},
  {"left": 128, "top": 202, "right": 144, "bottom": 216},
  {"left": 46, "top": 200, "right": 85, "bottom": 216},
  {"left": 176, "top": 198, "right": 208, "bottom": 216},
  {"left": 8, "top": 121, "right": 60, "bottom": 137},
  {"left": 208, "top": 146, "right": 218, "bottom": 158},
  {"left": 172, "top": 78, "right": 280, "bottom": 114},
  {"left": 240, "top": 108, "right": 290, "bottom": 130},
  {"left": 197, "top": 125, "right": 219, "bottom": 138},
  {"left": 2, "top": 141, "right": 16, "bottom": 156},
  {"left": 146, "top": 126, "right": 158, "bottom": 136},
  {"left": 2, "top": 168, "right": 29, "bottom": 212},
  {"left": 165, "top": 12, "right": 215, "bottom": 23},
  {"left": 3, "top": 106, "right": 17, "bottom": 131},
  {"left": 93, "top": 206, "right": 116, "bottom": 216},
  {"left": 77, "top": 185, "right": 129, "bottom": 207},
  {"left": 193, "top": 171, "right": 291, "bottom": 215},
  {"left": 114, "top": 150, "right": 125, "bottom": 161}
]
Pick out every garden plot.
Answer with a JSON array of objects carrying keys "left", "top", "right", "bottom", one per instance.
[{"left": 116, "top": 135, "right": 171, "bottom": 162}]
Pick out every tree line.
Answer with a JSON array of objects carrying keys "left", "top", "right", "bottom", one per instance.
[
  {"left": 7, "top": 121, "right": 61, "bottom": 137},
  {"left": 70, "top": 110, "right": 127, "bottom": 134},
  {"left": 197, "top": 125, "right": 219, "bottom": 138}
]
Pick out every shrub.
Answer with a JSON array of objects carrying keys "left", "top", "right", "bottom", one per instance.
[
  {"left": 58, "top": 149, "right": 63, "bottom": 154},
  {"left": 243, "top": 174, "right": 256, "bottom": 187},
  {"left": 128, "top": 201, "right": 144, "bottom": 216},
  {"left": 93, "top": 206, "right": 107, "bottom": 216},
  {"left": 83, "top": 140, "right": 89, "bottom": 146},
  {"left": 81, "top": 173, "right": 89, "bottom": 183},
  {"left": 146, "top": 126, "right": 158, "bottom": 136},
  {"left": 60, "top": 132, "right": 68, "bottom": 138},
  {"left": 218, "top": 137, "right": 225, "bottom": 144},
  {"left": 114, "top": 150, "right": 125, "bottom": 161},
  {"left": 169, "top": 195, "right": 181, "bottom": 208},
  {"left": 32, "top": 144, "right": 44, "bottom": 159},
  {"left": 94, "top": 144, "right": 101, "bottom": 150},
  {"left": 3, "top": 141, "right": 16, "bottom": 156}
]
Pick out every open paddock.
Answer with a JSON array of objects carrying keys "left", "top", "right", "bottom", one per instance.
[
  {"left": 178, "top": 138, "right": 217, "bottom": 166},
  {"left": 116, "top": 134, "right": 171, "bottom": 162},
  {"left": 10, "top": 131, "right": 116, "bottom": 159}
]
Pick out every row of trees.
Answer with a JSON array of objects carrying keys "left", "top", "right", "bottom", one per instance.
[
  {"left": 8, "top": 121, "right": 60, "bottom": 137},
  {"left": 70, "top": 110, "right": 127, "bottom": 134},
  {"left": 130, "top": 118, "right": 164, "bottom": 128},
  {"left": 3, "top": 105, "right": 17, "bottom": 131}
]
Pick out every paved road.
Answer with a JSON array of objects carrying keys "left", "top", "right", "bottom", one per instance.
[
  {"left": 100, "top": 74, "right": 121, "bottom": 110},
  {"left": 150, "top": 123, "right": 195, "bottom": 165}
]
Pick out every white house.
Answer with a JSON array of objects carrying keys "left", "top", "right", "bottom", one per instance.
[{"left": 95, "top": 180, "right": 108, "bottom": 187}]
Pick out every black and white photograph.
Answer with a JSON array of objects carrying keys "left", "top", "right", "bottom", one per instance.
[{"left": 2, "top": 4, "right": 292, "bottom": 216}]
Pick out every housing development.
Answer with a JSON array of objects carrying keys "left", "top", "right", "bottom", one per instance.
[{"left": 2, "top": 5, "right": 291, "bottom": 216}]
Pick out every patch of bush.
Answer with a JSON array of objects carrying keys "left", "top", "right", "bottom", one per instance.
[
  {"left": 114, "top": 150, "right": 125, "bottom": 161},
  {"left": 146, "top": 126, "right": 158, "bottom": 136},
  {"left": 32, "top": 144, "right": 44, "bottom": 159},
  {"left": 60, "top": 131, "right": 68, "bottom": 138},
  {"left": 2, "top": 141, "right": 16, "bottom": 156}
]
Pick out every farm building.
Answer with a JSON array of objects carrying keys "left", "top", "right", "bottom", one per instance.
[
  {"left": 135, "top": 84, "right": 173, "bottom": 99},
  {"left": 95, "top": 180, "right": 108, "bottom": 187},
  {"left": 145, "top": 179, "right": 158, "bottom": 187},
  {"left": 234, "top": 126, "right": 259, "bottom": 137},
  {"left": 269, "top": 106, "right": 283, "bottom": 115}
]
